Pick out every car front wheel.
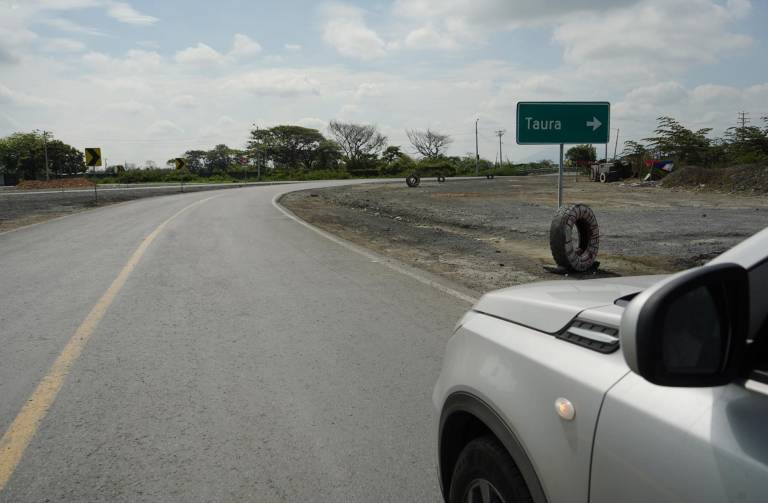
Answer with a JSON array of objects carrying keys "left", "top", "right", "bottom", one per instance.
[{"left": 448, "top": 436, "right": 532, "bottom": 503}]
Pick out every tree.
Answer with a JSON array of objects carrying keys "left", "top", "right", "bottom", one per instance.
[
  {"left": 381, "top": 145, "right": 405, "bottom": 164},
  {"left": 183, "top": 150, "right": 208, "bottom": 174},
  {"left": 315, "top": 140, "right": 343, "bottom": 170},
  {"left": 0, "top": 132, "right": 85, "bottom": 180},
  {"left": 378, "top": 145, "right": 414, "bottom": 175},
  {"left": 44, "top": 140, "right": 85, "bottom": 176},
  {"left": 406, "top": 129, "right": 452, "bottom": 158},
  {"left": 644, "top": 116, "right": 713, "bottom": 165},
  {"left": 248, "top": 126, "right": 329, "bottom": 172},
  {"left": 327, "top": 120, "right": 387, "bottom": 164},
  {"left": 205, "top": 144, "right": 232, "bottom": 173},
  {"left": 565, "top": 144, "right": 596, "bottom": 165},
  {"left": 722, "top": 125, "right": 768, "bottom": 163}
]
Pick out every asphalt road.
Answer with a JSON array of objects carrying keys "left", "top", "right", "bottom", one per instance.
[{"left": 0, "top": 182, "right": 472, "bottom": 502}]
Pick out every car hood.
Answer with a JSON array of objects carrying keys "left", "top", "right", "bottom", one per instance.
[{"left": 473, "top": 275, "right": 668, "bottom": 333}]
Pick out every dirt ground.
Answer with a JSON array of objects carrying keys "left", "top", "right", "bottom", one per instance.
[{"left": 281, "top": 175, "right": 768, "bottom": 295}]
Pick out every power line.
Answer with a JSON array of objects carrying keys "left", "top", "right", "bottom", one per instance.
[
  {"left": 737, "top": 111, "right": 750, "bottom": 128},
  {"left": 475, "top": 118, "right": 479, "bottom": 176}
]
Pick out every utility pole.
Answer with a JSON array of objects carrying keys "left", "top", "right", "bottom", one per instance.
[
  {"left": 613, "top": 128, "right": 620, "bottom": 160},
  {"left": 42, "top": 131, "right": 50, "bottom": 181},
  {"left": 252, "top": 124, "right": 261, "bottom": 181},
  {"left": 495, "top": 129, "right": 505, "bottom": 170},
  {"left": 737, "top": 111, "right": 750, "bottom": 128},
  {"left": 475, "top": 119, "right": 479, "bottom": 176}
]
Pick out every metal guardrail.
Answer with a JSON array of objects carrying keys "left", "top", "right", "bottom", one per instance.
[{"left": 0, "top": 180, "right": 303, "bottom": 198}]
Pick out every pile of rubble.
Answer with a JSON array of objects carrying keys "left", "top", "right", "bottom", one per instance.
[{"left": 16, "top": 178, "right": 95, "bottom": 190}]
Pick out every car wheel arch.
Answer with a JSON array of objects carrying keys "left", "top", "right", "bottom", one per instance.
[{"left": 439, "top": 391, "right": 548, "bottom": 503}]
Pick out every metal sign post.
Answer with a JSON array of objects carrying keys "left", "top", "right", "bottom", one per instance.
[{"left": 558, "top": 144, "right": 564, "bottom": 208}]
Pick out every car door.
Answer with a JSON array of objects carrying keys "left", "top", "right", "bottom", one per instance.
[{"left": 589, "top": 370, "right": 768, "bottom": 503}]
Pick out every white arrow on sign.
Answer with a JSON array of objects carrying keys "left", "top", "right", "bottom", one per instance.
[{"left": 586, "top": 117, "right": 602, "bottom": 131}]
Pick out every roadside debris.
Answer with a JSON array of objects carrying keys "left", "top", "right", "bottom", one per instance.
[{"left": 549, "top": 204, "right": 600, "bottom": 272}]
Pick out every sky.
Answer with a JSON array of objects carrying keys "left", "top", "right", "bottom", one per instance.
[{"left": 1, "top": 0, "right": 767, "bottom": 166}]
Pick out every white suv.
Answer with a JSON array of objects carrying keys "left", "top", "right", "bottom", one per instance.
[{"left": 434, "top": 227, "right": 768, "bottom": 503}]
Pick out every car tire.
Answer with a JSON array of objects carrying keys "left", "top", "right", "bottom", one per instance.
[
  {"left": 448, "top": 436, "right": 533, "bottom": 503},
  {"left": 549, "top": 203, "right": 599, "bottom": 272},
  {"left": 437, "top": 175, "right": 446, "bottom": 183},
  {"left": 599, "top": 172, "right": 608, "bottom": 183},
  {"left": 406, "top": 174, "right": 420, "bottom": 187}
]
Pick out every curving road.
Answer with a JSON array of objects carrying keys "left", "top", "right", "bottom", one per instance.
[{"left": 0, "top": 182, "right": 473, "bottom": 502}]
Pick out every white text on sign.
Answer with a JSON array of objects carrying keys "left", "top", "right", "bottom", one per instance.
[{"left": 525, "top": 118, "right": 562, "bottom": 131}]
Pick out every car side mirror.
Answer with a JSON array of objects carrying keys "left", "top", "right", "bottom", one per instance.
[{"left": 620, "top": 263, "right": 749, "bottom": 387}]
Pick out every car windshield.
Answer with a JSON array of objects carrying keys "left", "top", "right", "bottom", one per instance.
[{"left": 1, "top": 0, "right": 767, "bottom": 501}]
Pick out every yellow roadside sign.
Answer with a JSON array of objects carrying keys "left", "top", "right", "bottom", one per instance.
[
  {"left": 84, "top": 148, "right": 102, "bottom": 167},
  {"left": 174, "top": 158, "right": 186, "bottom": 170}
]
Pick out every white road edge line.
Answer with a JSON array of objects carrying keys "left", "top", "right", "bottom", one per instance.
[{"left": 271, "top": 192, "right": 479, "bottom": 305}]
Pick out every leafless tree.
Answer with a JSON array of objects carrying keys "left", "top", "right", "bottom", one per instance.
[
  {"left": 406, "top": 129, "right": 453, "bottom": 158},
  {"left": 328, "top": 120, "right": 387, "bottom": 162}
]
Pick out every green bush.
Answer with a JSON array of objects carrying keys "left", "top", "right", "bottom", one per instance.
[{"left": 414, "top": 157, "right": 456, "bottom": 176}]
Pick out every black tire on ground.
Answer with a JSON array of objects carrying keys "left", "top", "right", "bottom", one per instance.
[
  {"left": 406, "top": 174, "right": 421, "bottom": 187},
  {"left": 437, "top": 175, "right": 446, "bottom": 183},
  {"left": 448, "top": 436, "right": 533, "bottom": 503},
  {"left": 599, "top": 172, "right": 608, "bottom": 183},
  {"left": 549, "top": 203, "right": 600, "bottom": 272}
]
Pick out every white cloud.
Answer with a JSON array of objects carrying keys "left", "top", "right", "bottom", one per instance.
[
  {"left": 104, "top": 100, "right": 155, "bottom": 114},
  {"left": 147, "top": 119, "right": 183, "bottom": 136},
  {"left": 198, "top": 115, "right": 242, "bottom": 138},
  {"left": 394, "top": 0, "right": 640, "bottom": 25},
  {"left": 285, "top": 44, "right": 302, "bottom": 52},
  {"left": 106, "top": 1, "right": 158, "bottom": 25},
  {"left": 404, "top": 24, "right": 458, "bottom": 50},
  {"left": 322, "top": 4, "right": 387, "bottom": 60},
  {"left": 296, "top": 117, "right": 327, "bottom": 130},
  {"left": 40, "top": 18, "right": 105, "bottom": 36},
  {"left": 727, "top": 0, "right": 751, "bottom": 18},
  {"left": 553, "top": 0, "right": 752, "bottom": 76},
  {"left": 170, "top": 94, "right": 199, "bottom": 108},
  {"left": 0, "top": 83, "right": 49, "bottom": 106},
  {"left": 222, "top": 69, "right": 320, "bottom": 96},
  {"left": 82, "top": 50, "right": 111, "bottom": 65},
  {"left": 230, "top": 34, "right": 262, "bottom": 57},
  {"left": 625, "top": 81, "right": 688, "bottom": 105},
  {"left": 136, "top": 40, "right": 159, "bottom": 49},
  {"left": 0, "top": 23, "right": 38, "bottom": 64},
  {"left": 41, "top": 37, "right": 86, "bottom": 52},
  {"left": 174, "top": 43, "right": 226, "bottom": 66},
  {"left": 355, "top": 82, "right": 382, "bottom": 99}
]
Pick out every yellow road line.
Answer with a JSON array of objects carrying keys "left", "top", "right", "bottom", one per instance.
[{"left": 0, "top": 194, "right": 219, "bottom": 491}]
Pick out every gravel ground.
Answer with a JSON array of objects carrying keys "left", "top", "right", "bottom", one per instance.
[{"left": 281, "top": 175, "right": 768, "bottom": 294}]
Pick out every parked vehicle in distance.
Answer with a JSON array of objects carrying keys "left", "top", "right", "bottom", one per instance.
[
  {"left": 434, "top": 227, "right": 768, "bottom": 503},
  {"left": 589, "top": 159, "right": 633, "bottom": 183}
]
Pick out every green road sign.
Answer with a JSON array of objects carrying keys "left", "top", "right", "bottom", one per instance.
[{"left": 516, "top": 102, "right": 610, "bottom": 145}]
